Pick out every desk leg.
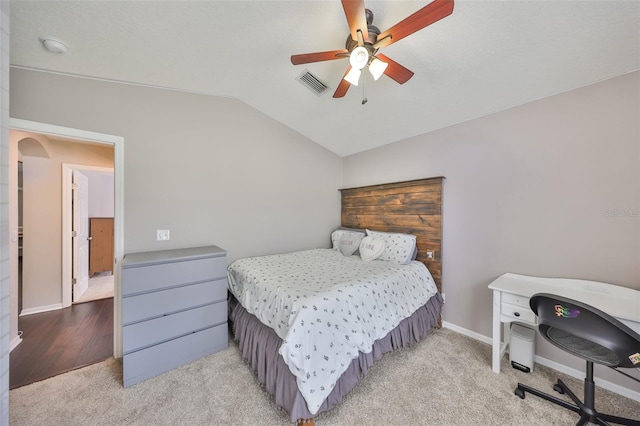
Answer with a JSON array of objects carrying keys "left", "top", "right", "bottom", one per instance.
[{"left": 492, "top": 290, "right": 502, "bottom": 373}]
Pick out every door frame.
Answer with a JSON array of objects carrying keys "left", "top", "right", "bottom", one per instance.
[
  {"left": 9, "top": 118, "right": 124, "bottom": 358},
  {"left": 62, "top": 164, "right": 114, "bottom": 306}
]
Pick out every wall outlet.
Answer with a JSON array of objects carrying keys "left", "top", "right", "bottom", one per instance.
[
  {"left": 156, "top": 229, "right": 170, "bottom": 241},
  {"left": 426, "top": 250, "right": 435, "bottom": 260}
]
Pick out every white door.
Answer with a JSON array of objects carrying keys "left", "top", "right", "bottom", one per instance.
[{"left": 72, "top": 170, "right": 90, "bottom": 302}]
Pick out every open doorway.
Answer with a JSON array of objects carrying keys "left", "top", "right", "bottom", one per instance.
[
  {"left": 9, "top": 130, "right": 117, "bottom": 388},
  {"left": 8, "top": 119, "right": 125, "bottom": 383},
  {"left": 16, "top": 137, "right": 114, "bottom": 313},
  {"left": 63, "top": 165, "right": 115, "bottom": 305}
]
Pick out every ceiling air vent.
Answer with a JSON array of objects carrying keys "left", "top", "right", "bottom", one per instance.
[{"left": 296, "top": 69, "right": 329, "bottom": 95}]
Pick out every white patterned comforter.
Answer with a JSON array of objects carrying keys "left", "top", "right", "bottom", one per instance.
[{"left": 227, "top": 248, "right": 438, "bottom": 415}]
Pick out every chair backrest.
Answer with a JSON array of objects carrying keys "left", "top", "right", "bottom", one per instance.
[{"left": 530, "top": 293, "right": 640, "bottom": 368}]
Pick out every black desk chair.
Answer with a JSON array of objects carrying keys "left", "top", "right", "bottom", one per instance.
[{"left": 514, "top": 293, "right": 640, "bottom": 426}]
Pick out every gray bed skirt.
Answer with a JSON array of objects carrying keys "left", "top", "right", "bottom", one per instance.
[{"left": 228, "top": 292, "right": 444, "bottom": 422}]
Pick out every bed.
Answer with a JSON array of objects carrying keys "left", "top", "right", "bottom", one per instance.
[{"left": 227, "top": 177, "right": 445, "bottom": 423}]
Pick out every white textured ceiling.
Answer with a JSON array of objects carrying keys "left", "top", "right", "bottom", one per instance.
[{"left": 9, "top": 1, "right": 640, "bottom": 157}]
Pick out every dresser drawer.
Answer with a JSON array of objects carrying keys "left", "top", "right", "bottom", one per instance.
[
  {"left": 501, "top": 302, "right": 536, "bottom": 324},
  {"left": 123, "top": 323, "right": 228, "bottom": 387},
  {"left": 123, "top": 278, "right": 227, "bottom": 326},
  {"left": 503, "top": 293, "right": 530, "bottom": 308},
  {"left": 122, "top": 256, "right": 227, "bottom": 296},
  {"left": 123, "top": 301, "right": 227, "bottom": 354}
]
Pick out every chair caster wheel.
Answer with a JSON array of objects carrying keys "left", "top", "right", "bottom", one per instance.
[
  {"left": 515, "top": 388, "right": 525, "bottom": 399},
  {"left": 553, "top": 384, "right": 564, "bottom": 394}
]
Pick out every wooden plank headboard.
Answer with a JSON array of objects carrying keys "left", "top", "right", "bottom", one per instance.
[{"left": 339, "top": 177, "right": 444, "bottom": 294}]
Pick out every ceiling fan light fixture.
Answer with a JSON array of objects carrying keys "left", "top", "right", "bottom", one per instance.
[
  {"left": 344, "top": 67, "right": 361, "bottom": 86},
  {"left": 369, "top": 57, "right": 388, "bottom": 80},
  {"left": 349, "top": 46, "right": 369, "bottom": 70},
  {"left": 290, "top": 0, "right": 455, "bottom": 99}
]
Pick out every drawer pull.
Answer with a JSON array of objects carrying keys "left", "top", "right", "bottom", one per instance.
[{"left": 514, "top": 312, "right": 520, "bottom": 317}]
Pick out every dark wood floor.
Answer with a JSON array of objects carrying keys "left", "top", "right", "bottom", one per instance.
[{"left": 10, "top": 298, "right": 114, "bottom": 389}]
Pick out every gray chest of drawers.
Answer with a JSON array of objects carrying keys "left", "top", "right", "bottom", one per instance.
[{"left": 122, "top": 245, "right": 228, "bottom": 387}]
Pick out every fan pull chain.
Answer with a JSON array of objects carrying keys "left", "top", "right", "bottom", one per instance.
[{"left": 361, "top": 71, "right": 368, "bottom": 105}]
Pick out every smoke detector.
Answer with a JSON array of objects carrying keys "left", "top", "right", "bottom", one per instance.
[{"left": 39, "top": 36, "right": 68, "bottom": 54}]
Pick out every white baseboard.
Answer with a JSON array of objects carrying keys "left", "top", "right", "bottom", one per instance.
[
  {"left": 20, "top": 303, "right": 64, "bottom": 316},
  {"left": 10, "top": 335, "right": 22, "bottom": 352},
  {"left": 442, "top": 321, "right": 493, "bottom": 345},
  {"left": 441, "top": 321, "right": 640, "bottom": 403},
  {"left": 534, "top": 355, "right": 640, "bottom": 402}
]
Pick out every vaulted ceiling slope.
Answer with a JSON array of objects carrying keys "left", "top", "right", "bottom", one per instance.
[{"left": 9, "top": 1, "right": 640, "bottom": 157}]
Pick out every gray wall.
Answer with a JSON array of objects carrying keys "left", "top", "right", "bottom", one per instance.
[
  {"left": 9, "top": 68, "right": 343, "bottom": 263},
  {"left": 344, "top": 71, "right": 640, "bottom": 385}
]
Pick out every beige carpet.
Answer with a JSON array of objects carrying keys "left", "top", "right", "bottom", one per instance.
[
  {"left": 9, "top": 328, "right": 640, "bottom": 425},
  {"left": 76, "top": 272, "right": 114, "bottom": 304}
]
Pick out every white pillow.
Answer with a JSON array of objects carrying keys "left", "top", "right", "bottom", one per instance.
[
  {"left": 359, "top": 236, "right": 386, "bottom": 261},
  {"left": 338, "top": 232, "right": 364, "bottom": 256},
  {"left": 331, "top": 229, "right": 365, "bottom": 251},
  {"left": 366, "top": 229, "right": 417, "bottom": 265}
]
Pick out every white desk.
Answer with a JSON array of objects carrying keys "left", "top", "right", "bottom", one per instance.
[{"left": 488, "top": 273, "right": 640, "bottom": 373}]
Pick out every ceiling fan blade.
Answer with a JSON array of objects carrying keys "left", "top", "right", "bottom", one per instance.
[
  {"left": 333, "top": 66, "right": 352, "bottom": 98},
  {"left": 376, "top": 53, "right": 414, "bottom": 84},
  {"left": 341, "top": 0, "right": 368, "bottom": 43},
  {"left": 377, "top": 0, "right": 454, "bottom": 47},
  {"left": 291, "top": 49, "right": 349, "bottom": 65}
]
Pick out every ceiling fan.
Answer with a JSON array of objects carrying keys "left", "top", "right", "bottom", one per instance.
[{"left": 291, "top": 0, "right": 454, "bottom": 99}]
